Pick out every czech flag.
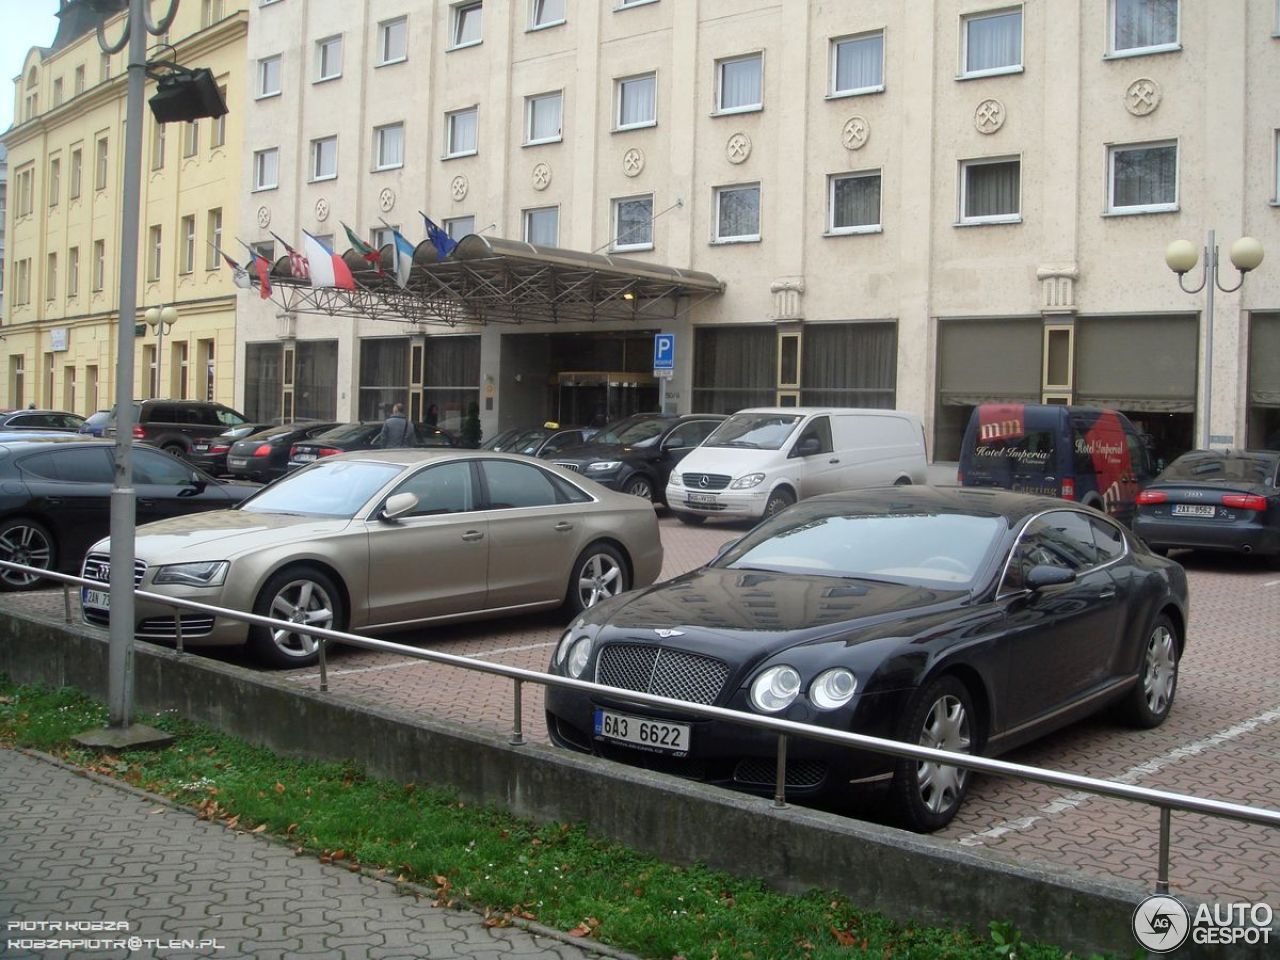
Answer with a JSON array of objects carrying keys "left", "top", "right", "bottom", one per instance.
[{"left": 302, "top": 230, "right": 355, "bottom": 290}]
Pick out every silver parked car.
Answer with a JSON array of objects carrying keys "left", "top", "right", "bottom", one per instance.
[{"left": 81, "top": 450, "right": 664, "bottom": 667}]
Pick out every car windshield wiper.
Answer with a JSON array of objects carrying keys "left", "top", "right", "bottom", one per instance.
[{"left": 716, "top": 440, "right": 761, "bottom": 448}]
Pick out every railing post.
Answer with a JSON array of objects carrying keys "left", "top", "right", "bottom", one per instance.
[
  {"left": 173, "top": 606, "right": 184, "bottom": 655},
  {"left": 63, "top": 584, "right": 73, "bottom": 623},
  {"left": 773, "top": 733, "right": 787, "bottom": 808},
  {"left": 510, "top": 679, "right": 525, "bottom": 745},
  {"left": 318, "top": 636, "right": 328, "bottom": 693},
  {"left": 1156, "top": 806, "right": 1171, "bottom": 894}
]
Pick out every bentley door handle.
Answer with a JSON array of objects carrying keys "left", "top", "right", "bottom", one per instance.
[
  {"left": 1099, "top": 589, "right": 1117, "bottom": 600},
  {"left": 461, "top": 530, "right": 484, "bottom": 542}
]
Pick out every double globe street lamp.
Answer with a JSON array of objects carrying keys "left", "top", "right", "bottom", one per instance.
[
  {"left": 144, "top": 305, "right": 178, "bottom": 399},
  {"left": 1164, "top": 231, "right": 1265, "bottom": 450}
]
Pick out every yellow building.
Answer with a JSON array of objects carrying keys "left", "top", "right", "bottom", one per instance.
[{"left": 1, "top": 0, "right": 247, "bottom": 415}]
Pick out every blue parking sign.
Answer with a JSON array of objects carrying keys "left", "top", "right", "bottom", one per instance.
[{"left": 653, "top": 333, "right": 675, "bottom": 370}]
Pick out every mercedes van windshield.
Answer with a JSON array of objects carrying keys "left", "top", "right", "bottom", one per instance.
[{"left": 704, "top": 413, "right": 802, "bottom": 450}]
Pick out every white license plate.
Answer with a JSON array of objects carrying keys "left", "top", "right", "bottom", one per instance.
[
  {"left": 1172, "top": 504, "right": 1216, "bottom": 517},
  {"left": 82, "top": 588, "right": 110, "bottom": 609},
  {"left": 193, "top": 444, "right": 210, "bottom": 452},
  {"left": 686, "top": 492, "right": 718, "bottom": 504},
  {"left": 294, "top": 452, "right": 318, "bottom": 462},
  {"left": 594, "top": 708, "right": 690, "bottom": 754},
  {"left": 228, "top": 457, "right": 248, "bottom": 468}
]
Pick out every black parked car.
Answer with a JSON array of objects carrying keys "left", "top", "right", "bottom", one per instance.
[
  {"left": 549, "top": 413, "right": 724, "bottom": 503},
  {"left": 1133, "top": 449, "right": 1280, "bottom": 563},
  {"left": 0, "top": 409, "right": 86, "bottom": 432},
  {"left": 286, "top": 421, "right": 458, "bottom": 471},
  {"left": 546, "top": 487, "right": 1189, "bottom": 831},
  {"left": 226, "top": 421, "right": 341, "bottom": 483},
  {"left": 0, "top": 438, "right": 260, "bottom": 590},
  {"left": 187, "top": 423, "right": 275, "bottom": 477},
  {"left": 509, "top": 425, "right": 594, "bottom": 459},
  {"left": 105, "top": 399, "right": 252, "bottom": 459}
]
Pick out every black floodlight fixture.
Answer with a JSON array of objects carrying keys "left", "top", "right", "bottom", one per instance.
[{"left": 148, "top": 64, "right": 228, "bottom": 123}]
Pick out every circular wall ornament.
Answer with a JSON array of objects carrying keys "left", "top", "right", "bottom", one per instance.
[
  {"left": 256, "top": 205, "right": 271, "bottom": 229},
  {"left": 532, "top": 161, "right": 552, "bottom": 191},
  {"left": 726, "top": 132, "right": 752, "bottom": 164},
  {"left": 622, "top": 147, "right": 645, "bottom": 178},
  {"left": 451, "top": 175, "right": 469, "bottom": 202},
  {"left": 1125, "top": 78, "right": 1161, "bottom": 116},
  {"left": 974, "top": 98, "right": 1005, "bottom": 134},
  {"left": 314, "top": 198, "right": 330, "bottom": 222},
  {"left": 378, "top": 187, "right": 396, "bottom": 212},
  {"left": 841, "top": 116, "right": 869, "bottom": 150}
]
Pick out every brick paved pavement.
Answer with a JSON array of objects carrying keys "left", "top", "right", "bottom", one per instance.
[{"left": 0, "top": 749, "right": 632, "bottom": 960}]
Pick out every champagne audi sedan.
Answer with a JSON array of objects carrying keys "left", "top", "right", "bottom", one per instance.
[{"left": 81, "top": 450, "right": 663, "bottom": 667}]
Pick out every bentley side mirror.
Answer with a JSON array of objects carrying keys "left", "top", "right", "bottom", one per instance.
[{"left": 1025, "top": 564, "right": 1076, "bottom": 591}]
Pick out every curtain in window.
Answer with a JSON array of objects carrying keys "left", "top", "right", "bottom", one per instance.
[
  {"left": 616, "top": 198, "right": 652, "bottom": 246},
  {"left": 1112, "top": 145, "right": 1175, "bottom": 207},
  {"left": 526, "top": 209, "right": 558, "bottom": 245},
  {"left": 295, "top": 340, "right": 338, "bottom": 419},
  {"left": 717, "top": 186, "right": 759, "bottom": 238},
  {"left": 720, "top": 57, "right": 761, "bottom": 109},
  {"left": 244, "top": 342, "right": 282, "bottom": 423},
  {"left": 530, "top": 95, "right": 561, "bottom": 141},
  {"left": 620, "top": 76, "right": 655, "bottom": 126},
  {"left": 1114, "top": 0, "right": 1177, "bottom": 50},
  {"left": 450, "top": 112, "right": 477, "bottom": 153},
  {"left": 692, "top": 326, "right": 776, "bottom": 414},
  {"left": 359, "top": 337, "right": 408, "bottom": 420},
  {"left": 835, "top": 35, "right": 883, "bottom": 91},
  {"left": 965, "top": 161, "right": 1019, "bottom": 217},
  {"left": 832, "top": 174, "right": 880, "bottom": 229},
  {"left": 425, "top": 335, "right": 480, "bottom": 432},
  {"left": 534, "top": 0, "right": 564, "bottom": 25},
  {"left": 966, "top": 12, "right": 1021, "bottom": 71},
  {"left": 800, "top": 323, "right": 897, "bottom": 409}
]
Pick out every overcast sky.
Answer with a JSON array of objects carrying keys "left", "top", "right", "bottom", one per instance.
[{"left": 1, "top": 0, "right": 65, "bottom": 135}]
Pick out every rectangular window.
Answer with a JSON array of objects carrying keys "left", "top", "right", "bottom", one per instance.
[
  {"left": 612, "top": 194, "right": 653, "bottom": 250},
  {"left": 616, "top": 73, "right": 656, "bottom": 129},
  {"left": 151, "top": 122, "right": 165, "bottom": 170},
  {"left": 201, "top": 0, "right": 224, "bottom": 27},
  {"left": 374, "top": 123, "right": 404, "bottom": 169},
  {"left": 257, "top": 54, "right": 282, "bottom": 97},
  {"left": 801, "top": 322, "right": 898, "bottom": 409},
  {"left": 67, "top": 246, "right": 79, "bottom": 297},
  {"left": 445, "top": 216, "right": 475, "bottom": 240},
  {"left": 831, "top": 31, "right": 884, "bottom": 96},
  {"left": 148, "top": 225, "right": 163, "bottom": 281},
  {"left": 251, "top": 240, "right": 275, "bottom": 262},
  {"left": 1110, "top": 0, "right": 1179, "bottom": 54},
  {"left": 93, "top": 240, "right": 105, "bottom": 290},
  {"left": 960, "top": 157, "right": 1021, "bottom": 223},
  {"left": 199, "top": 340, "right": 215, "bottom": 402},
  {"left": 16, "top": 168, "right": 33, "bottom": 216},
  {"left": 207, "top": 208, "right": 223, "bottom": 270},
  {"left": 523, "top": 206, "right": 559, "bottom": 246},
  {"left": 15, "top": 260, "right": 31, "bottom": 305},
  {"left": 451, "top": 3, "right": 482, "bottom": 48},
  {"left": 692, "top": 325, "right": 777, "bottom": 414},
  {"left": 180, "top": 214, "right": 196, "bottom": 273},
  {"left": 74, "top": 65, "right": 85, "bottom": 95},
  {"left": 525, "top": 91, "right": 562, "bottom": 144},
  {"left": 316, "top": 35, "right": 343, "bottom": 81},
  {"left": 9, "top": 356, "right": 24, "bottom": 408},
  {"left": 253, "top": 147, "right": 279, "bottom": 190},
  {"left": 44, "top": 354, "right": 54, "bottom": 408},
  {"left": 1108, "top": 140, "right": 1178, "bottom": 213},
  {"left": 445, "top": 108, "right": 477, "bottom": 157},
  {"left": 53, "top": 78, "right": 63, "bottom": 106},
  {"left": 617, "top": 0, "right": 658, "bottom": 7},
  {"left": 358, "top": 336, "right": 410, "bottom": 420},
  {"left": 716, "top": 53, "right": 762, "bottom": 113},
  {"left": 379, "top": 16, "right": 408, "bottom": 64},
  {"left": 962, "top": 8, "right": 1022, "bottom": 77},
  {"left": 371, "top": 226, "right": 396, "bottom": 251},
  {"left": 48, "top": 158, "right": 60, "bottom": 206},
  {"left": 531, "top": 0, "right": 565, "bottom": 28},
  {"left": 63, "top": 365, "right": 76, "bottom": 413},
  {"left": 714, "top": 183, "right": 761, "bottom": 242},
  {"left": 1275, "top": 129, "right": 1280, "bottom": 202},
  {"left": 69, "top": 148, "right": 82, "bottom": 199},
  {"left": 99, "top": 52, "right": 110, "bottom": 82},
  {"left": 183, "top": 120, "right": 199, "bottom": 157},
  {"left": 95, "top": 136, "right": 108, "bottom": 190},
  {"left": 311, "top": 135, "right": 338, "bottom": 180},
  {"left": 828, "top": 171, "right": 882, "bottom": 233},
  {"left": 211, "top": 86, "right": 227, "bottom": 146},
  {"left": 46, "top": 253, "right": 58, "bottom": 300}
]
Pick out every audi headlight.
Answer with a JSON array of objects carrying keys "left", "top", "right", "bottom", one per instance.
[
  {"left": 152, "top": 561, "right": 229, "bottom": 587},
  {"left": 810, "top": 668, "right": 858, "bottom": 710},
  {"left": 731, "top": 473, "right": 766, "bottom": 490},
  {"left": 750, "top": 665, "right": 801, "bottom": 712},
  {"left": 587, "top": 461, "right": 621, "bottom": 472}
]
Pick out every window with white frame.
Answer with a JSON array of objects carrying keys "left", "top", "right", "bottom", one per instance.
[
  {"left": 148, "top": 225, "right": 163, "bottom": 281},
  {"left": 617, "top": 0, "right": 658, "bottom": 8},
  {"left": 53, "top": 78, "right": 62, "bottom": 106},
  {"left": 69, "top": 147, "right": 82, "bottom": 198},
  {"left": 180, "top": 215, "right": 196, "bottom": 273},
  {"left": 616, "top": 73, "right": 656, "bottom": 129},
  {"left": 74, "top": 64, "right": 85, "bottom": 95},
  {"left": 92, "top": 240, "right": 105, "bottom": 290},
  {"left": 523, "top": 206, "right": 558, "bottom": 246},
  {"left": 374, "top": 123, "right": 404, "bottom": 169},
  {"left": 316, "top": 35, "right": 343, "bottom": 81},
  {"left": 371, "top": 226, "right": 396, "bottom": 251},
  {"left": 150, "top": 121, "right": 165, "bottom": 170},
  {"left": 211, "top": 86, "right": 227, "bottom": 147},
  {"left": 716, "top": 53, "right": 762, "bottom": 113},
  {"left": 962, "top": 7, "right": 1022, "bottom": 77},
  {"left": 1109, "top": 0, "right": 1179, "bottom": 55},
  {"left": 714, "top": 183, "right": 760, "bottom": 242},
  {"left": 612, "top": 195, "right": 653, "bottom": 250},
  {"left": 67, "top": 246, "right": 79, "bottom": 296},
  {"left": 445, "top": 215, "right": 475, "bottom": 240},
  {"left": 1107, "top": 140, "right": 1177, "bottom": 213},
  {"left": 46, "top": 253, "right": 57, "bottom": 300},
  {"left": 253, "top": 147, "right": 279, "bottom": 190},
  {"left": 828, "top": 171, "right": 882, "bottom": 233},
  {"left": 378, "top": 16, "right": 408, "bottom": 64},
  {"left": 15, "top": 259, "right": 31, "bottom": 305},
  {"left": 451, "top": 3, "right": 482, "bottom": 48},
  {"left": 257, "top": 54, "right": 282, "bottom": 97},
  {"left": 311, "top": 135, "right": 338, "bottom": 180},
  {"left": 48, "top": 157, "right": 60, "bottom": 207},
  {"left": 959, "top": 156, "right": 1021, "bottom": 223},
  {"left": 183, "top": 120, "right": 198, "bottom": 157},
  {"left": 206, "top": 208, "right": 222, "bottom": 270},
  {"left": 16, "top": 167, "right": 33, "bottom": 216},
  {"left": 831, "top": 31, "right": 884, "bottom": 96},
  {"left": 446, "top": 108, "right": 478, "bottom": 157},
  {"left": 525, "top": 91, "right": 562, "bottom": 144},
  {"left": 1274, "top": 129, "right": 1280, "bottom": 202},
  {"left": 94, "top": 136, "right": 108, "bottom": 190},
  {"left": 531, "top": 0, "right": 564, "bottom": 29}
]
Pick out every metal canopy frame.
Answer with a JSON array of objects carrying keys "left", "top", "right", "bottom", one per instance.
[{"left": 259, "top": 234, "right": 725, "bottom": 328}]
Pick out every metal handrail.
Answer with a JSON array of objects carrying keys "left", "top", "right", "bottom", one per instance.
[{"left": 9, "top": 560, "right": 1280, "bottom": 897}]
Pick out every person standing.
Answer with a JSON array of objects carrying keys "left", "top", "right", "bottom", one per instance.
[{"left": 376, "top": 402, "right": 412, "bottom": 447}]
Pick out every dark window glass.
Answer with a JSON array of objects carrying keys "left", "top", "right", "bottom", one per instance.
[
  {"left": 1005, "top": 511, "right": 1100, "bottom": 591},
  {"left": 214, "top": 405, "right": 247, "bottom": 426},
  {"left": 692, "top": 325, "right": 776, "bottom": 414},
  {"left": 482, "top": 460, "right": 560, "bottom": 508},
  {"left": 391, "top": 461, "right": 475, "bottom": 516},
  {"left": 1089, "top": 517, "right": 1125, "bottom": 562},
  {"left": 245, "top": 342, "right": 282, "bottom": 423},
  {"left": 55, "top": 447, "right": 113, "bottom": 482},
  {"left": 665, "top": 420, "right": 718, "bottom": 449},
  {"left": 795, "top": 416, "right": 833, "bottom": 454},
  {"left": 146, "top": 403, "right": 180, "bottom": 423},
  {"left": 133, "top": 449, "right": 196, "bottom": 486},
  {"left": 17, "top": 451, "right": 62, "bottom": 479}
]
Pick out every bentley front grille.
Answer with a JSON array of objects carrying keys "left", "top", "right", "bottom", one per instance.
[{"left": 596, "top": 643, "right": 728, "bottom": 705}]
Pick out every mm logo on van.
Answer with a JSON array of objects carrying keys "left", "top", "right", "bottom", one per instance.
[{"left": 980, "top": 418, "right": 1024, "bottom": 442}]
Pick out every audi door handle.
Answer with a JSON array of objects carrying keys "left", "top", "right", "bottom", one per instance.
[
  {"left": 554, "top": 521, "right": 574, "bottom": 531},
  {"left": 461, "top": 530, "right": 484, "bottom": 542}
]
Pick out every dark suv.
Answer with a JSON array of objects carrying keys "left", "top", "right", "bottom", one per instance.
[{"left": 106, "top": 400, "right": 251, "bottom": 459}]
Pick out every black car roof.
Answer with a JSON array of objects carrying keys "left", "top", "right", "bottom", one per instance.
[{"left": 805, "top": 485, "right": 1087, "bottom": 523}]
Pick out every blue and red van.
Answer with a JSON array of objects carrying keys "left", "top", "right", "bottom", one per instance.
[{"left": 958, "top": 404, "right": 1154, "bottom": 525}]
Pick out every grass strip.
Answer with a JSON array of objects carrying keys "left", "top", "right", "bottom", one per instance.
[{"left": 0, "top": 678, "right": 1114, "bottom": 960}]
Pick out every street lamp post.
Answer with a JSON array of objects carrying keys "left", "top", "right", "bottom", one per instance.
[
  {"left": 1164, "top": 231, "right": 1265, "bottom": 450},
  {"left": 145, "top": 305, "right": 178, "bottom": 398}
]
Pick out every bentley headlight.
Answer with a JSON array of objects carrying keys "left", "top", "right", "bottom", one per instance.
[
  {"left": 750, "top": 665, "right": 801, "bottom": 712},
  {"left": 587, "top": 461, "right": 621, "bottom": 472},
  {"left": 810, "top": 668, "right": 858, "bottom": 710},
  {"left": 567, "top": 636, "right": 595, "bottom": 678},
  {"left": 152, "top": 561, "right": 229, "bottom": 587},
  {"left": 730, "top": 473, "right": 766, "bottom": 490}
]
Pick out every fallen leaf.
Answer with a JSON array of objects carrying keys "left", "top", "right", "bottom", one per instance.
[
  {"left": 252, "top": 824, "right": 267, "bottom": 834},
  {"left": 567, "top": 924, "right": 592, "bottom": 938},
  {"left": 286, "top": 823, "right": 298, "bottom": 835},
  {"left": 225, "top": 815, "right": 240, "bottom": 829},
  {"left": 831, "top": 927, "right": 857, "bottom": 947},
  {"left": 147, "top": 806, "right": 164, "bottom": 815},
  {"left": 274, "top": 782, "right": 286, "bottom": 794},
  {"left": 332, "top": 849, "right": 346, "bottom": 861}
]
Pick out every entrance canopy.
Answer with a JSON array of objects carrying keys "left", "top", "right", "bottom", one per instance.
[{"left": 260, "top": 234, "right": 725, "bottom": 326}]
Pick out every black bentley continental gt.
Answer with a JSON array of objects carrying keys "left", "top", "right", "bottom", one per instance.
[{"left": 545, "top": 486, "right": 1189, "bottom": 831}]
